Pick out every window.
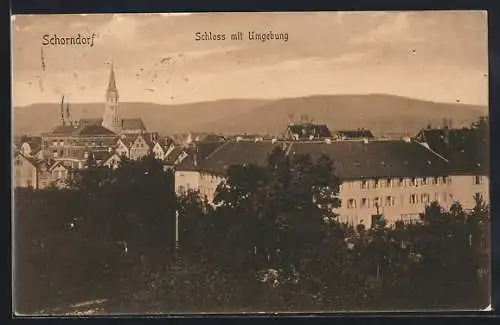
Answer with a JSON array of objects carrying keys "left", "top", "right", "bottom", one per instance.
[
  {"left": 178, "top": 185, "right": 185, "bottom": 193},
  {"left": 347, "top": 199, "right": 356, "bottom": 209},
  {"left": 411, "top": 178, "right": 417, "bottom": 186},
  {"left": 432, "top": 177, "right": 438, "bottom": 185},
  {"left": 447, "top": 177, "right": 452, "bottom": 184},
  {"left": 410, "top": 194, "right": 418, "bottom": 204},
  {"left": 422, "top": 177, "right": 428, "bottom": 185},
  {"left": 399, "top": 178, "right": 405, "bottom": 187},
  {"left": 373, "top": 197, "right": 381, "bottom": 208},
  {"left": 442, "top": 176, "right": 447, "bottom": 185},
  {"left": 361, "top": 180, "right": 367, "bottom": 189},
  {"left": 474, "top": 176, "right": 483, "bottom": 185},
  {"left": 386, "top": 179, "right": 392, "bottom": 187},
  {"left": 361, "top": 198, "right": 368, "bottom": 208},
  {"left": 421, "top": 193, "right": 430, "bottom": 204},
  {"left": 385, "top": 196, "right": 395, "bottom": 207},
  {"left": 434, "top": 192, "right": 440, "bottom": 202},
  {"left": 374, "top": 179, "right": 380, "bottom": 188}
]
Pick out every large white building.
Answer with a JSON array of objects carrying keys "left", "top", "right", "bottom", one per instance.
[{"left": 174, "top": 137, "right": 489, "bottom": 228}]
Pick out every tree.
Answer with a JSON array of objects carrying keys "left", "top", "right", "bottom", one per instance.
[{"left": 212, "top": 147, "right": 342, "bottom": 287}]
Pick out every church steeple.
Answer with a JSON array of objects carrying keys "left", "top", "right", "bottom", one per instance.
[
  {"left": 107, "top": 62, "right": 117, "bottom": 93},
  {"left": 102, "top": 62, "right": 121, "bottom": 133}
]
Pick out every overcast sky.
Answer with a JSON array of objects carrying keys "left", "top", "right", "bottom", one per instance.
[{"left": 12, "top": 11, "right": 488, "bottom": 107}]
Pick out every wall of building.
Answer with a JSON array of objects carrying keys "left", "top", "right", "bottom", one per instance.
[
  {"left": 338, "top": 177, "right": 453, "bottom": 226},
  {"left": 449, "top": 175, "right": 490, "bottom": 210},
  {"left": 129, "top": 136, "right": 150, "bottom": 160},
  {"left": 174, "top": 170, "right": 491, "bottom": 228},
  {"left": 175, "top": 171, "right": 201, "bottom": 195},
  {"left": 13, "top": 157, "right": 38, "bottom": 188}
]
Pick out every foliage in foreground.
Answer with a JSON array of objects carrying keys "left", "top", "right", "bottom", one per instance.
[{"left": 14, "top": 151, "right": 490, "bottom": 314}]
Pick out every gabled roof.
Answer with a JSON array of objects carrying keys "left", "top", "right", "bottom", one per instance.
[
  {"left": 15, "top": 153, "right": 39, "bottom": 168},
  {"left": 164, "top": 147, "right": 186, "bottom": 165},
  {"left": 48, "top": 160, "right": 69, "bottom": 172},
  {"left": 117, "top": 136, "right": 136, "bottom": 148}
]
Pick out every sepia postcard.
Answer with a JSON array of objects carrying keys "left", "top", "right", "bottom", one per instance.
[{"left": 11, "top": 11, "right": 490, "bottom": 316}]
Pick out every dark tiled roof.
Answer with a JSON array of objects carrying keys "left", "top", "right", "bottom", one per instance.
[
  {"left": 414, "top": 128, "right": 489, "bottom": 175},
  {"left": 117, "top": 135, "right": 137, "bottom": 147},
  {"left": 79, "top": 118, "right": 103, "bottom": 126},
  {"left": 336, "top": 130, "right": 374, "bottom": 139},
  {"left": 289, "top": 140, "right": 449, "bottom": 179},
  {"left": 177, "top": 139, "right": 450, "bottom": 180},
  {"left": 121, "top": 118, "right": 146, "bottom": 131},
  {"left": 164, "top": 147, "right": 185, "bottom": 165},
  {"left": 50, "top": 125, "right": 79, "bottom": 135},
  {"left": 187, "top": 141, "right": 283, "bottom": 175},
  {"left": 287, "top": 123, "right": 332, "bottom": 139},
  {"left": 79, "top": 124, "right": 117, "bottom": 135},
  {"left": 92, "top": 150, "right": 115, "bottom": 161}
]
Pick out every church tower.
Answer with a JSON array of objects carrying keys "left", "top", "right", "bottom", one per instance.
[{"left": 102, "top": 63, "right": 121, "bottom": 133}]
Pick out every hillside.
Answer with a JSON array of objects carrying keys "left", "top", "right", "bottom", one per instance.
[{"left": 13, "top": 94, "right": 487, "bottom": 137}]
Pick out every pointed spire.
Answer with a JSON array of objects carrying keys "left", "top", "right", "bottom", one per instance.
[{"left": 107, "top": 61, "right": 117, "bottom": 92}]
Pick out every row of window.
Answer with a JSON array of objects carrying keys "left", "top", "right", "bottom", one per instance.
[
  {"left": 343, "top": 176, "right": 485, "bottom": 190},
  {"left": 345, "top": 192, "right": 453, "bottom": 209},
  {"left": 348, "top": 177, "right": 453, "bottom": 190}
]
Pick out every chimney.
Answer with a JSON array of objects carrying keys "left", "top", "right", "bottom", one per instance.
[
  {"left": 60, "top": 95, "right": 66, "bottom": 126},
  {"left": 193, "top": 147, "right": 198, "bottom": 167}
]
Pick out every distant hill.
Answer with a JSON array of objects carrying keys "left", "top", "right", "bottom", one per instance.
[{"left": 13, "top": 94, "right": 487, "bottom": 138}]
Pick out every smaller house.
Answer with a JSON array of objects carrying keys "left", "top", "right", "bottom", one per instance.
[
  {"left": 129, "top": 134, "right": 152, "bottom": 160},
  {"left": 19, "top": 136, "right": 43, "bottom": 158},
  {"left": 101, "top": 152, "right": 123, "bottom": 169},
  {"left": 13, "top": 154, "right": 70, "bottom": 189},
  {"left": 115, "top": 136, "right": 134, "bottom": 158},
  {"left": 48, "top": 161, "right": 70, "bottom": 188},
  {"left": 285, "top": 123, "right": 332, "bottom": 140},
  {"left": 152, "top": 137, "right": 176, "bottom": 160},
  {"left": 163, "top": 147, "right": 188, "bottom": 170},
  {"left": 334, "top": 129, "right": 374, "bottom": 140}
]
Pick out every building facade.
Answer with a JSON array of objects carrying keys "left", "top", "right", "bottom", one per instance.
[{"left": 174, "top": 138, "right": 489, "bottom": 228}]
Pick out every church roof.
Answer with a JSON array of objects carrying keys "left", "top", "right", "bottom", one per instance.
[
  {"left": 79, "top": 124, "right": 117, "bottom": 135},
  {"left": 121, "top": 118, "right": 146, "bottom": 131}
]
